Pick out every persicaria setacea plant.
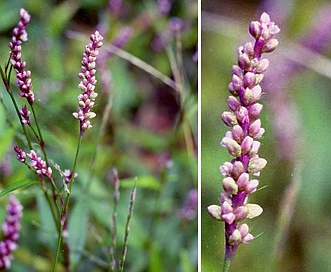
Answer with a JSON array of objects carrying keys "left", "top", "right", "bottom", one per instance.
[
  {"left": 0, "top": 2, "right": 197, "bottom": 271},
  {"left": 207, "top": 12, "right": 280, "bottom": 270}
]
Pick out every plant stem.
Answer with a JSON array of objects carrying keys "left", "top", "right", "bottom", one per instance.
[
  {"left": 104, "top": 44, "right": 177, "bottom": 90},
  {"left": 52, "top": 134, "right": 82, "bottom": 272},
  {"left": 109, "top": 169, "right": 120, "bottom": 272},
  {"left": 119, "top": 180, "right": 136, "bottom": 272}
]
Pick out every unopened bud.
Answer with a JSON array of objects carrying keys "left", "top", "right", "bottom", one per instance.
[
  {"left": 207, "top": 205, "right": 222, "bottom": 221},
  {"left": 221, "top": 137, "right": 242, "bottom": 157},
  {"left": 263, "top": 38, "right": 279, "bottom": 53},
  {"left": 222, "top": 177, "right": 238, "bottom": 195},
  {"left": 248, "top": 157, "right": 267, "bottom": 174}
]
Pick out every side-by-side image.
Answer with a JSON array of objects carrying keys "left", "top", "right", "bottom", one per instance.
[{"left": 0, "top": 1, "right": 197, "bottom": 271}]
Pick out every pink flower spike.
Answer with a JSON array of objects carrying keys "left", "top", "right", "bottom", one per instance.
[{"left": 73, "top": 31, "right": 103, "bottom": 135}]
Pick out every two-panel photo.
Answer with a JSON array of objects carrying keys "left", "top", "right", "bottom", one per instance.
[{"left": 0, "top": 0, "right": 329, "bottom": 271}]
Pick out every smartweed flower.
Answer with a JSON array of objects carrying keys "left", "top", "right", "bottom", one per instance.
[
  {"left": 19, "top": 105, "right": 30, "bottom": 125},
  {"left": 0, "top": 196, "right": 23, "bottom": 270},
  {"left": 8, "top": 8, "right": 34, "bottom": 105},
  {"left": 207, "top": 12, "right": 280, "bottom": 267},
  {"left": 72, "top": 31, "right": 103, "bottom": 135}
]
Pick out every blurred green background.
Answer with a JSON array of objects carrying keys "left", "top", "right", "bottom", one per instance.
[
  {"left": 0, "top": 0, "right": 197, "bottom": 271},
  {"left": 202, "top": 0, "right": 331, "bottom": 271}
]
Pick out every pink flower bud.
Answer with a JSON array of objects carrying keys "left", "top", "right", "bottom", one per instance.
[
  {"left": 236, "top": 172, "right": 250, "bottom": 190},
  {"left": 243, "top": 42, "right": 254, "bottom": 57},
  {"left": 254, "top": 59, "right": 269, "bottom": 73},
  {"left": 249, "top": 21, "right": 262, "bottom": 39},
  {"left": 219, "top": 162, "right": 233, "bottom": 177},
  {"left": 221, "top": 137, "right": 242, "bottom": 157},
  {"left": 243, "top": 72, "right": 256, "bottom": 88},
  {"left": 207, "top": 205, "right": 222, "bottom": 221},
  {"left": 236, "top": 106, "right": 249, "bottom": 123},
  {"left": 231, "top": 74, "right": 243, "bottom": 91},
  {"left": 232, "top": 161, "right": 245, "bottom": 179},
  {"left": 243, "top": 85, "right": 262, "bottom": 105},
  {"left": 246, "top": 179, "right": 259, "bottom": 194},
  {"left": 248, "top": 157, "right": 267, "bottom": 174},
  {"left": 222, "top": 177, "right": 238, "bottom": 195},
  {"left": 248, "top": 103, "right": 263, "bottom": 120},
  {"left": 238, "top": 51, "right": 251, "bottom": 71},
  {"left": 263, "top": 38, "right": 279, "bottom": 53},
  {"left": 241, "top": 136, "right": 254, "bottom": 154},
  {"left": 227, "top": 96, "right": 241, "bottom": 111},
  {"left": 221, "top": 111, "right": 237, "bottom": 126},
  {"left": 232, "top": 125, "right": 244, "bottom": 142},
  {"left": 233, "top": 206, "right": 248, "bottom": 221}
]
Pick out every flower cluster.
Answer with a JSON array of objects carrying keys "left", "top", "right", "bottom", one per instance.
[
  {"left": 8, "top": 8, "right": 34, "bottom": 105},
  {"left": 14, "top": 147, "right": 52, "bottom": 179},
  {"left": 207, "top": 12, "right": 280, "bottom": 259},
  {"left": 0, "top": 196, "right": 23, "bottom": 270},
  {"left": 72, "top": 31, "right": 103, "bottom": 135},
  {"left": 19, "top": 105, "right": 31, "bottom": 125}
]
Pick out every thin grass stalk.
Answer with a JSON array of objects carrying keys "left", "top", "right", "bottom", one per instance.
[
  {"left": 119, "top": 180, "right": 136, "bottom": 272},
  {"left": 52, "top": 134, "right": 82, "bottom": 272},
  {"left": 104, "top": 44, "right": 176, "bottom": 90},
  {"left": 109, "top": 169, "right": 120, "bottom": 272}
]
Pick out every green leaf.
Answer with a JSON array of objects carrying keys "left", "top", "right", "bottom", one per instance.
[
  {"left": 120, "top": 176, "right": 161, "bottom": 191},
  {"left": 68, "top": 198, "right": 89, "bottom": 268},
  {"left": 0, "top": 179, "right": 40, "bottom": 197}
]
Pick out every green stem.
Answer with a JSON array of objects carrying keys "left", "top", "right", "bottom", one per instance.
[
  {"left": 119, "top": 181, "right": 136, "bottom": 272},
  {"left": 52, "top": 134, "right": 82, "bottom": 272},
  {"left": 30, "top": 104, "right": 49, "bottom": 166},
  {"left": 0, "top": 65, "right": 33, "bottom": 150},
  {"left": 222, "top": 258, "right": 231, "bottom": 272}
]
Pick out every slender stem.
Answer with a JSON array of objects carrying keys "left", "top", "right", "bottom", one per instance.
[
  {"left": 30, "top": 104, "right": 49, "bottom": 166},
  {"left": 52, "top": 134, "right": 82, "bottom": 272},
  {"left": 119, "top": 181, "right": 136, "bottom": 272},
  {"left": 109, "top": 169, "right": 120, "bottom": 272},
  {"left": 104, "top": 44, "right": 177, "bottom": 90},
  {"left": 222, "top": 258, "right": 231, "bottom": 272},
  {"left": 0, "top": 65, "right": 33, "bottom": 150}
]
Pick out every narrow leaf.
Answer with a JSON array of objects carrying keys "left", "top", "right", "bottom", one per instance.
[{"left": 0, "top": 179, "right": 39, "bottom": 197}]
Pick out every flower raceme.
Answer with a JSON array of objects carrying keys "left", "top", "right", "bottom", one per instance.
[
  {"left": 207, "top": 12, "right": 280, "bottom": 261},
  {"left": 0, "top": 196, "right": 23, "bottom": 270},
  {"left": 72, "top": 31, "right": 103, "bottom": 135},
  {"left": 9, "top": 8, "right": 34, "bottom": 105}
]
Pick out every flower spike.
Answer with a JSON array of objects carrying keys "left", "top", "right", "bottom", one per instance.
[
  {"left": 72, "top": 31, "right": 103, "bottom": 135},
  {"left": 207, "top": 12, "right": 280, "bottom": 265}
]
